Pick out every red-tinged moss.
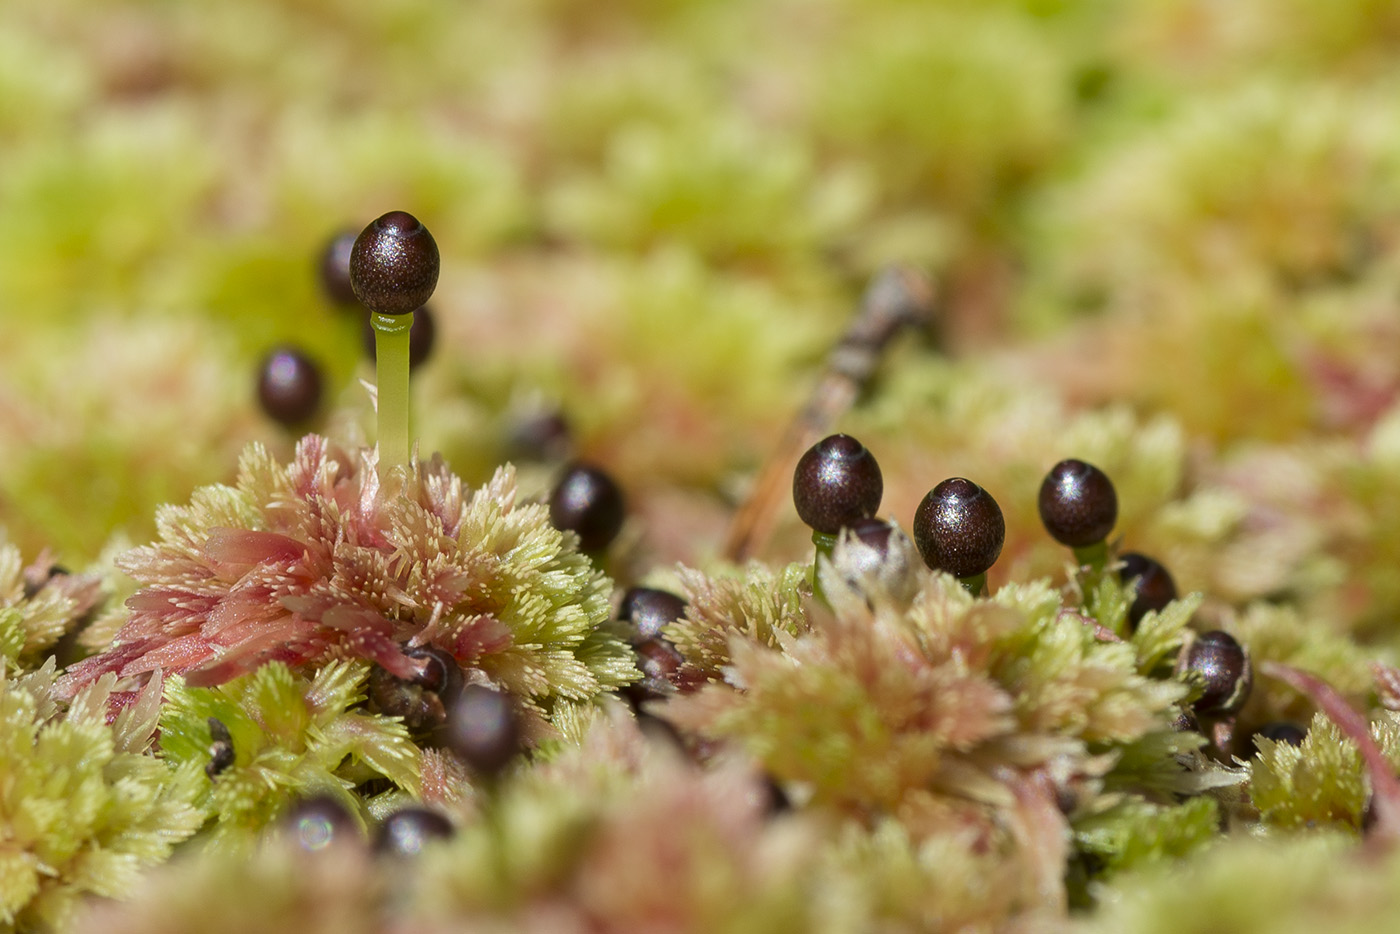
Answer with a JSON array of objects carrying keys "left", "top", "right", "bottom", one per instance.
[{"left": 56, "top": 437, "right": 637, "bottom": 736}]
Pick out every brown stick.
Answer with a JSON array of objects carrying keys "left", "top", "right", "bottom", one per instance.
[{"left": 723, "top": 267, "right": 934, "bottom": 561}]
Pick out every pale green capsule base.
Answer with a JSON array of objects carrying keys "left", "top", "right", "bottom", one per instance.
[
  {"left": 373, "top": 312, "right": 413, "bottom": 472},
  {"left": 957, "top": 572, "right": 987, "bottom": 597},
  {"left": 811, "top": 530, "right": 838, "bottom": 606},
  {"left": 1073, "top": 539, "right": 1110, "bottom": 598}
]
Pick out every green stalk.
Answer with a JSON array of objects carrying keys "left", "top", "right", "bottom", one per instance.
[
  {"left": 811, "top": 530, "right": 838, "bottom": 606},
  {"left": 373, "top": 311, "right": 412, "bottom": 472},
  {"left": 1073, "top": 539, "right": 1110, "bottom": 601},
  {"left": 1072, "top": 539, "right": 1110, "bottom": 575},
  {"left": 957, "top": 572, "right": 987, "bottom": 597}
]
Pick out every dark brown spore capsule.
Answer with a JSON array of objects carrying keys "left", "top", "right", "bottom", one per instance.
[
  {"left": 636, "top": 637, "right": 684, "bottom": 683},
  {"left": 1185, "top": 630, "right": 1251, "bottom": 716},
  {"left": 1170, "top": 708, "right": 1200, "bottom": 733},
  {"left": 374, "top": 807, "right": 454, "bottom": 857},
  {"left": 1038, "top": 459, "right": 1119, "bottom": 548},
  {"left": 1252, "top": 721, "right": 1307, "bottom": 752},
  {"left": 759, "top": 775, "right": 793, "bottom": 815},
  {"left": 206, "top": 717, "right": 234, "bottom": 779},
  {"left": 445, "top": 684, "right": 525, "bottom": 778},
  {"left": 318, "top": 228, "right": 360, "bottom": 307},
  {"left": 22, "top": 563, "right": 67, "bottom": 600},
  {"left": 840, "top": 516, "right": 896, "bottom": 578},
  {"left": 622, "top": 636, "right": 687, "bottom": 707},
  {"left": 507, "top": 408, "right": 572, "bottom": 462},
  {"left": 549, "top": 462, "right": 626, "bottom": 552},
  {"left": 282, "top": 795, "right": 360, "bottom": 851},
  {"left": 350, "top": 211, "right": 440, "bottom": 316},
  {"left": 634, "top": 710, "right": 687, "bottom": 749},
  {"left": 792, "top": 434, "right": 883, "bottom": 535},
  {"left": 913, "top": 478, "right": 1005, "bottom": 578},
  {"left": 618, "top": 587, "right": 688, "bottom": 643},
  {"left": 362, "top": 304, "right": 436, "bottom": 370},
  {"left": 257, "top": 347, "right": 323, "bottom": 426},
  {"left": 850, "top": 516, "right": 894, "bottom": 552},
  {"left": 366, "top": 645, "right": 464, "bottom": 744},
  {"left": 1118, "top": 552, "right": 1178, "bottom": 629}
]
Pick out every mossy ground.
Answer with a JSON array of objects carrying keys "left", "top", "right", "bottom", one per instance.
[{"left": 3, "top": 0, "right": 1400, "bottom": 931}]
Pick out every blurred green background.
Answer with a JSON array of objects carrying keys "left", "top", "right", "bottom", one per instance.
[{"left": 1, "top": 0, "right": 1398, "bottom": 645}]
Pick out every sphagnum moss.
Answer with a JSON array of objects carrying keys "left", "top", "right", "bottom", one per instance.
[{"left": 9, "top": 1, "right": 1400, "bottom": 931}]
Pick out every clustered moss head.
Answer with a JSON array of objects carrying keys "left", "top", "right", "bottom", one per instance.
[
  {"left": 0, "top": 542, "right": 105, "bottom": 672},
  {"left": 11, "top": 0, "right": 1400, "bottom": 929},
  {"left": 157, "top": 659, "right": 421, "bottom": 840},
  {"left": 55, "top": 436, "right": 637, "bottom": 737},
  {"left": 0, "top": 667, "right": 204, "bottom": 930}
]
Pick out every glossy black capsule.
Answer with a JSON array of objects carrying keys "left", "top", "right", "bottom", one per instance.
[
  {"left": 362, "top": 304, "right": 436, "bottom": 369},
  {"left": 318, "top": 228, "right": 359, "bottom": 307},
  {"left": 22, "top": 563, "right": 68, "bottom": 600},
  {"left": 256, "top": 347, "right": 323, "bottom": 426},
  {"left": 1118, "top": 552, "right": 1178, "bottom": 629},
  {"left": 1185, "top": 630, "right": 1251, "bottom": 716},
  {"left": 206, "top": 717, "right": 234, "bottom": 779},
  {"left": 1252, "top": 721, "right": 1307, "bottom": 751},
  {"left": 549, "top": 462, "right": 625, "bottom": 552},
  {"left": 507, "top": 408, "right": 572, "bottom": 462},
  {"left": 913, "top": 478, "right": 1005, "bottom": 578},
  {"left": 618, "top": 587, "right": 688, "bottom": 643},
  {"left": 350, "top": 211, "right": 440, "bottom": 316},
  {"left": 445, "top": 684, "right": 524, "bottom": 778},
  {"left": 622, "top": 636, "right": 686, "bottom": 707},
  {"left": 282, "top": 795, "right": 360, "bottom": 851},
  {"left": 1038, "top": 459, "right": 1118, "bottom": 548},
  {"left": 366, "top": 645, "right": 464, "bottom": 744},
  {"left": 847, "top": 515, "right": 895, "bottom": 559},
  {"left": 792, "top": 434, "right": 883, "bottom": 535},
  {"left": 374, "top": 807, "right": 454, "bottom": 857},
  {"left": 835, "top": 517, "right": 904, "bottom": 587}
]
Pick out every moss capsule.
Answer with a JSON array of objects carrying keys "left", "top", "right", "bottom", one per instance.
[
  {"left": 256, "top": 347, "right": 323, "bottom": 426},
  {"left": 349, "top": 211, "right": 440, "bottom": 316},
  {"left": 366, "top": 645, "right": 463, "bottom": 745},
  {"left": 549, "top": 462, "right": 626, "bottom": 552},
  {"left": 282, "top": 795, "right": 360, "bottom": 852},
  {"left": 445, "top": 684, "right": 524, "bottom": 778},
  {"left": 1252, "top": 721, "right": 1307, "bottom": 752},
  {"left": 1118, "top": 552, "right": 1178, "bottom": 629},
  {"left": 913, "top": 478, "right": 1005, "bottom": 579},
  {"left": 1185, "top": 630, "right": 1251, "bottom": 716},
  {"left": 374, "top": 807, "right": 454, "bottom": 856},
  {"left": 792, "top": 434, "right": 884, "bottom": 535},
  {"left": 1038, "top": 458, "right": 1118, "bottom": 548},
  {"left": 317, "top": 228, "right": 360, "bottom": 308},
  {"left": 618, "top": 587, "right": 688, "bottom": 643}
]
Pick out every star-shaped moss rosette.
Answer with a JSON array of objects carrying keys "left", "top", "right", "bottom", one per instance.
[
  {"left": 69, "top": 706, "right": 1044, "bottom": 933},
  {"left": 0, "top": 665, "right": 204, "bottom": 931},
  {"left": 54, "top": 435, "right": 638, "bottom": 738},
  {"left": 156, "top": 659, "right": 420, "bottom": 841},
  {"left": 0, "top": 543, "right": 104, "bottom": 672},
  {"left": 659, "top": 541, "right": 1219, "bottom": 901}
]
